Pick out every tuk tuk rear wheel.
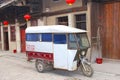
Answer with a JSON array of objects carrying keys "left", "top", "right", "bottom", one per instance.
[
  {"left": 35, "top": 60, "right": 45, "bottom": 73},
  {"left": 80, "top": 63, "right": 93, "bottom": 77}
]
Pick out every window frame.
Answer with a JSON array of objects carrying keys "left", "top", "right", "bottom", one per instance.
[
  {"left": 10, "top": 26, "right": 16, "bottom": 41},
  {"left": 30, "top": 19, "right": 38, "bottom": 26},
  {"left": 26, "top": 33, "right": 53, "bottom": 42},
  {"left": 82, "top": 0, "right": 88, "bottom": 7},
  {"left": 57, "top": 16, "right": 68, "bottom": 26},
  {"left": 75, "top": 14, "right": 86, "bottom": 30}
]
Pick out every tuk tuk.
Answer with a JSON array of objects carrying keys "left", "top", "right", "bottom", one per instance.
[{"left": 25, "top": 25, "right": 93, "bottom": 77}]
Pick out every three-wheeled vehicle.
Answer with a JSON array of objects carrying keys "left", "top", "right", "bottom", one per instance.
[{"left": 25, "top": 25, "right": 93, "bottom": 77}]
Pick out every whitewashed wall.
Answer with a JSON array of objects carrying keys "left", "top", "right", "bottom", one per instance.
[{"left": 43, "top": 0, "right": 83, "bottom": 12}]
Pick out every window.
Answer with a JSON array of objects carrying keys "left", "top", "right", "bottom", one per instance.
[
  {"left": 31, "top": 19, "right": 38, "bottom": 26},
  {"left": 26, "top": 0, "right": 42, "bottom": 13},
  {"left": 26, "top": 33, "right": 39, "bottom": 41},
  {"left": 82, "top": 0, "right": 88, "bottom": 6},
  {"left": 42, "top": 33, "right": 52, "bottom": 42},
  {"left": 57, "top": 16, "right": 68, "bottom": 26},
  {"left": 26, "top": 33, "right": 52, "bottom": 42},
  {"left": 68, "top": 34, "right": 77, "bottom": 49},
  {"left": 75, "top": 14, "right": 86, "bottom": 30},
  {"left": 76, "top": 33, "right": 90, "bottom": 49},
  {"left": 10, "top": 26, "right": 16, "bottom": 41},
  {"left": 54, "top": 34, "right": 66, "bottom": 44},
  {"left": 53, "top": 0, "right": 59, "bottom": 2}
]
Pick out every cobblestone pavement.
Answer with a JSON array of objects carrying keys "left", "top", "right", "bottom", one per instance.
[{"left": 0, "top": 51, "right": 120, "bottom": 80}]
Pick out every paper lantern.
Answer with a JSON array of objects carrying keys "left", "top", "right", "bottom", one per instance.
[
  {"left": 3, "top": 21, "right": 9, "bottom": 26},
  {"left": 24, "top": 14, "right": 31, "bottom": 21},
  {"left": 66, "top": 0, "right": 75, "bottom": 5}
]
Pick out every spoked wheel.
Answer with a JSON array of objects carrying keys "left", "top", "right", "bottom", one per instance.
[
  {"left": 35, "top": 59, "right": 45, "bottom": 73},
  {"left": 80, "top": 63, "right": 94, "bottom": 77}
]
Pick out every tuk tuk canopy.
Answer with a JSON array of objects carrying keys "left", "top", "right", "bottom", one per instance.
[{"left": 25, "top": 25, "right": 87, "bottom": 33}]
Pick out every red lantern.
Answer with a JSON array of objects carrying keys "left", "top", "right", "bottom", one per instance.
[
  {"left": 3, "top": 21, "right": 9, "bottom": 26},
  {"left": 24, "top": 14, "right": 31, "bottom": 21},
  {"left": 66, "top": 0, "right": 75, "bottom": 5}
]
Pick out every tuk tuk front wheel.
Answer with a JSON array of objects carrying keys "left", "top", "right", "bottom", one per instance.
[
  {"left": 80, "top": 63, "right": 93, "bottom": 77},
  {"left": 35, "top": 60, "right": 45, "bottom": 73}
]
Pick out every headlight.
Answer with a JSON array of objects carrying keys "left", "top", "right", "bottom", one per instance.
[{"left": 81, "top": 51, "right": 86, "bottom": 55}]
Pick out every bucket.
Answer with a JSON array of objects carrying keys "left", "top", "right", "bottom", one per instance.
[{"left": 96, "top": 58, "right": 102, "bottom": 64}]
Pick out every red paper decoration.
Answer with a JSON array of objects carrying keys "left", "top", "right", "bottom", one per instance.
[
  {"left": 3, "top": 21, "right": 9, "bottom": 26},
  {"left": 66, "top": 0, "right": 75, "bottom": 5},
  {"left": 24, "top": 14, "right": 31, "bottom": 21}
]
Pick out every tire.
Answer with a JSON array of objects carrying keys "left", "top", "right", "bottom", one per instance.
[
  {"left": 35, "top": 60, "right": 45, "bottom": 73},
  {"left": 80, "top": 63, "right": 94, "bottom": 77}
]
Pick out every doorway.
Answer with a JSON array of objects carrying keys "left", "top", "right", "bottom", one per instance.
[{"left": 4, "top": 32, "right": 9, "bottom": 50}]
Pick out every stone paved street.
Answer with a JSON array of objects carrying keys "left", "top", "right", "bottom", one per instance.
[{"left": 0, "top": 51, "right": 120, "bottom": 80}]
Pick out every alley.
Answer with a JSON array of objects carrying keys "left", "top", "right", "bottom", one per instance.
[{"left": 0, "top": 51, "right": 120, "bottom": 80}]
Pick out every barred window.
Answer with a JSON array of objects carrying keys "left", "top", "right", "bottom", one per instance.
[
  {"left": 31, "top": 19, "right": 38, "bottom": 26},
  {"left": 75, "top": 14, "right": 86, "bottom": 30},
  {"left": 57, "top": 16, "right": 68, "bottom": 26}
]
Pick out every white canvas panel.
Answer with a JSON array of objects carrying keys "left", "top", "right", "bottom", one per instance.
[
  {"left": 53, "top": 44, "right": 68, "bottom": 69},
  {"left": 67, "top": 50, "right": 77, "bottom": 71},
  {"left": 26, "top": 42, "right": 53, "bottom": 53}
]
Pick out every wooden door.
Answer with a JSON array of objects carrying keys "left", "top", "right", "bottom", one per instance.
[
  {"left": 100, "top": 2, "right": 120, "bottom": 59},
  {"left": 20, "top": 29, "right": 26, "bottom": 52}
]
